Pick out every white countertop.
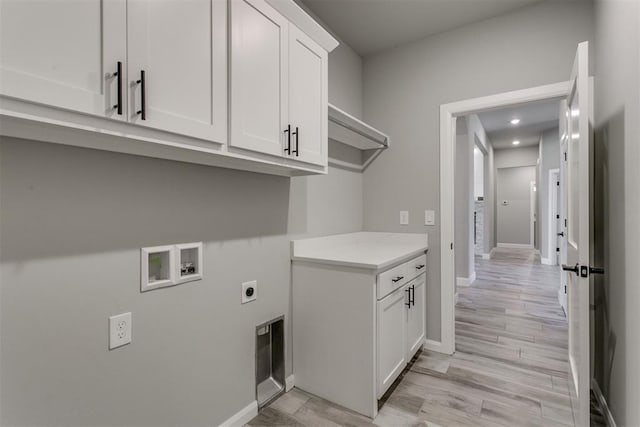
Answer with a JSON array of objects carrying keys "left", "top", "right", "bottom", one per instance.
[{"left": 291, "top": 232, "right": 428, "bottom": 270}]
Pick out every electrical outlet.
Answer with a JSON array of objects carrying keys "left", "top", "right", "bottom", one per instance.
[
  {"left": 109, "top": 312, "right": 132, "bottom": 350},
  {"left": 424, "top": 210, "right": 435, "bottom": 226},
  {"left": 400, "top": 211, "right": 409, "bottom": 225},
  {"left": 242, "top": 280, "right": 257, "bottom": 304}
]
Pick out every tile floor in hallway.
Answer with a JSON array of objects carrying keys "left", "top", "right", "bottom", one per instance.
[{"left": 246, "top": 248, "right": 594, "bottom": 427}]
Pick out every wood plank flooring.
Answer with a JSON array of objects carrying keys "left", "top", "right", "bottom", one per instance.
[{"left": 247, "top": 248, "right": 597, "bottom": 427}]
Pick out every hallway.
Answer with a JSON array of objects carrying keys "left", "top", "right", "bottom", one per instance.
[{"left": 248, "top": 247, "right": 582, "bottom": 426}]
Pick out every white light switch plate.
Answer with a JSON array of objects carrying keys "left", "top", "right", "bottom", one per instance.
[
  {"left": 241, "top": 280, "right": 257, "bottom": 304},
  {"left": 424, "top": 210, "right": 435, "bottom": 226},
  {"left": 109, "top": 312, "right": 132, "bottom": 350},
  {"left": 400, "top": 211, "right": 409, "bottom": 225}
]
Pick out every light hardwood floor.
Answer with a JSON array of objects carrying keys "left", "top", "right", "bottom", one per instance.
[{"left": 246, "top": 248, "right": 591, "bottom": 427}]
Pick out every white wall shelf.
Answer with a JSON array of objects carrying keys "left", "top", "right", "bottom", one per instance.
[{"left": 328, "top": 103, "right": 389, "bottom": 151}]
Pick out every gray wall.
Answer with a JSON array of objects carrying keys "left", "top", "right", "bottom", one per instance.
[
  {"left": 539, "top": 128, "right": 560, "bottom": 260},
  {"left": 593, "top": 0, "right": 640, "bottom": 425},
  {"left": 362, "top": 0, "right": 593, "bottom": 341},
  {"left": 496, "top": 166, "right": 537, "bottom": 245},
  {"left": 0, "top": 35, "right": 366, "bottom": 427},
  {"left": 454, "top": 131, "right": 474, "bottom": 281},
  {"left": 494, "top": 145, "right": 539, "bottom": 169}
]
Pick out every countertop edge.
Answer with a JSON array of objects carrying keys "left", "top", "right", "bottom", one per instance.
[{"left": 291, "top": 246, "right": 428, "bottom": 272}]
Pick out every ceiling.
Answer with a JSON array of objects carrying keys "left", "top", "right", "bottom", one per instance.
[
  {"left": 300, "top": 0, "right": 543, "bottom": 56},
  {"left": 477, "top": 99, "right": 561, "bottom": 150}
]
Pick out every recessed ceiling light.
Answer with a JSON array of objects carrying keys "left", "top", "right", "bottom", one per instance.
[
  {"left": 512, "top": 140, "right": 520, "bottom": 145},
  {"left": 510, "top": 118, "right": 521, "bottom": 125}
]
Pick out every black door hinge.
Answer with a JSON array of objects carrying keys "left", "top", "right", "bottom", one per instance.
[
  {"left": 556, "top": 247, "right": 560, "bottom": 252},
  {"left": 565, "top": 219, "right": 567, "bottom": 227},
  {"left": 564, "top": 152, "right": 568, "bottom": 161},
  {"left": 564, "top": 285, "right": 567, "bottom": 294},
  {"left": 556, "top": 214, "right": 560, "bottom": 219},
  {"left": 557, "top": 181, "right": 560, "bottom": 186}
]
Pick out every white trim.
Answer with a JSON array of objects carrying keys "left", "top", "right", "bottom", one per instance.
[
  {"left": 591, "top": 379, "right": 617, "bottom": 427},
  {"left": 541, "top": 257, "right": 554, "bottom": 265},
  {"left": 548, "top": 168, "right": 561, "bottom": 265},
  {"left": 219, "top": 401, "right": 258, "bottom": 427},
  {"left": 456, "top": 272, "right": 476, "bottom": 287},
  {"left": 285, "top": 375, "right": 295, "bottom": 392},
  {"left": 455, "top": 292, "right": 459, "bottom": 305},
  {"left": 439, "top": 81, "right": 570, "bottom": 357},
  {"left": 497, "top": 243, "right": 534, "bottom": 249},
  {"left": 482, "top": 253, "right": 491, "bottom": 260},
  {"left": 264, "top": 0, "right": 339, "bottom": 52},
  {"left": 423, "top": 339, "right": 445, "bottom": 353},
  {"left": 530, "top": 180, "right": 536, "bottom": 247}
]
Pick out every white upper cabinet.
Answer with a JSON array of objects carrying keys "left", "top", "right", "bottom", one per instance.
[
  {"left": 0, "top": 0, "right": 127, "bottom": 120},
  {"left": 230, "top": 0, "right": 288, "bottom": 157},
  {"left": 288, "top": 25, "right": 327, "bottom": 166},
  {"left": 0, "top": 0, "right": 336, "bottom": 176},
  {"left": 127, "top": 0, "right": 227, "bottom": 143},
  {"left": 230, "top": 0, "right": 328, "bottom": 167}
]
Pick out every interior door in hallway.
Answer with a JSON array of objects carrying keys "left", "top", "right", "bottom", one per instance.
[{"left": 563, "top": 41, "right": 592, "bottom": 427}]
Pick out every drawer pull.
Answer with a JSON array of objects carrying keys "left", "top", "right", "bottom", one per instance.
[
  {"left": 415, "top": 264, "right": 425, "bottom": 270},
  {"left": 136, "top": 70, "right": 146, "bottom": 120},
  {"left": 392, "top": 276, "right": 404, "bottom": 283},
  {"left": 410, "top": 285, "right": 415, "bottom": 306},
  {"left": 113, "top": 61, "right": 122, "bottom": 115},
  {"left": 405, "top": 288, "right": 411, "bottom": 308}
]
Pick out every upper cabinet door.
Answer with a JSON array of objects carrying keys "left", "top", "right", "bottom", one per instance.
[
  {"left": 288, "top": 26, "right": 327, "bottom": 166},
  {"left": 230, "top": 0, "right": 288, "bottom": 157},
  {"left": 0, "top": 0, "right": 126, "bottom": 119},
  {"left": 127, "top": 0, "right": 227, "bottom": 143}
]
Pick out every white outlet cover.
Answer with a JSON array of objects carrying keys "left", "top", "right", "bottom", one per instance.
[
  {"left": 424, "top": 210, "right": 435, "bottom": 226},
  {"left": 400, "top": 211, "right": 409, "bottom": 225},
  {"left": 241, "top": 280, "right": 257, "bottom": 304},
  {"left": 109, "top": 312, "right": 132, "bottom": 350}
]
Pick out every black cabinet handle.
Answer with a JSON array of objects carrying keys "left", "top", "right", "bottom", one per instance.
[
  {"left": 410, "top": 285, "right": 415, "bottom": 306},
  {"left": 113, "top": 61, "right": 122, "bottom": 115},
  {"left": 557, "top": 232, "right": 565, "bottom": 237},
  {"left": 562, "top": 263, "right": 579, "bottom": 275},
  {"left": 405, "top": 288, "right": 411, "bottom": 308},
  {"left": 136, "top": 70, "right": 146, "bottom": 120},
  {"left": 392, "top": 276, "right": 404, "bottom": 283},
  {"left": 292, "top": 126, "right": 299, "bottom": 156},
  {"left": 284, "top": 125, "right": 291, "bottom": 155},
  {"left": 415, "top": 264, "right": 425, "bottom": 270}
]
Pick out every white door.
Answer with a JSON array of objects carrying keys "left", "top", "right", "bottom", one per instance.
[
  {"left": 0, "top": 0, "right": 126, "bottom": 119},
  {"left": 406, "top": 275, "right": 426, "bottom": 358},
  {"left": 287, "top": 25, "right": 327, "bottom": 166},
  {"left": 127, "top": 0, "right": 227, "bottom": 142},
  {"left": 376, "top": 286, "right": 407, "bottom": 399},
  {"left": 230, "top": 0, "right": 288, "bottom": 157},
  {"left": 559, "top": 100, "right": 569, "bottom": 313},
  {"left": 562, "top": 41, "right": 592, "bottom": 427}
]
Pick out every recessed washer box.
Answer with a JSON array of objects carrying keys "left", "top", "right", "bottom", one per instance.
[
  {"left": 176, "top": 242, "right": 203, "bottom": 284},
  {"left": 141, "top": 245, "right": 175, "bottom": 292}
]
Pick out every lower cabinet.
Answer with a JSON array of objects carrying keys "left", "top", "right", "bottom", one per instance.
[
  {"left": 407, "top": 274, "right": 426, "bottom": 357},
  {"left": 292, "top": 251, "right": 427, "bottom": 418},
  {"left": 376, "top": 285, "right": 407, "bottom": 398},
  {"left": 376, "top": 273, "right": 426, "bottom": 399}
]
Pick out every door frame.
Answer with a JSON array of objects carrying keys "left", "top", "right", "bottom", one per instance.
[
  {"left": 530, "top": 180, "right": 537, "bottom": 248},
  {"left": 436, "top": 81, "right": 570, "bottom": 355},
  {"left": 548, "top": 168, "right": 561, "bottom": 265}
]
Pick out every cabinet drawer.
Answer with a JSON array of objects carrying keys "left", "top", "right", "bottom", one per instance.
[
  {"left": 407, "top": 254, "right": 427, "bottom": 280},
  {"left": 377, "top": 262, "right": 408, "bottom": 300}
]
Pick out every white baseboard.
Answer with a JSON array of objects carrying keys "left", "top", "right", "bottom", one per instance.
[
  {"left": 497, "top": 243, "right": 534, "bottom": 249},
  {"left": 285, "top": 375, "right": 295, "bottom": 392},
  {"left": 455, "top": 292, "right": 459, "bottom": 305},
  {"left": 541, "top": 257, "right": 555, "bottom": 265},
  {"left": 423, "top": 339, "right": 445, "bottom": 353},
  {"left": 219, "top": 401, "right": 258, "bottom": 427},
  {"left": 456, "top": 272, "right": 476, "bottom": 287},
  {"left": 482, "top": 252, "right": 491, "bottom": 260},
  {"left": 592, "top": 379, "right": 617, "bottom": 427}
]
